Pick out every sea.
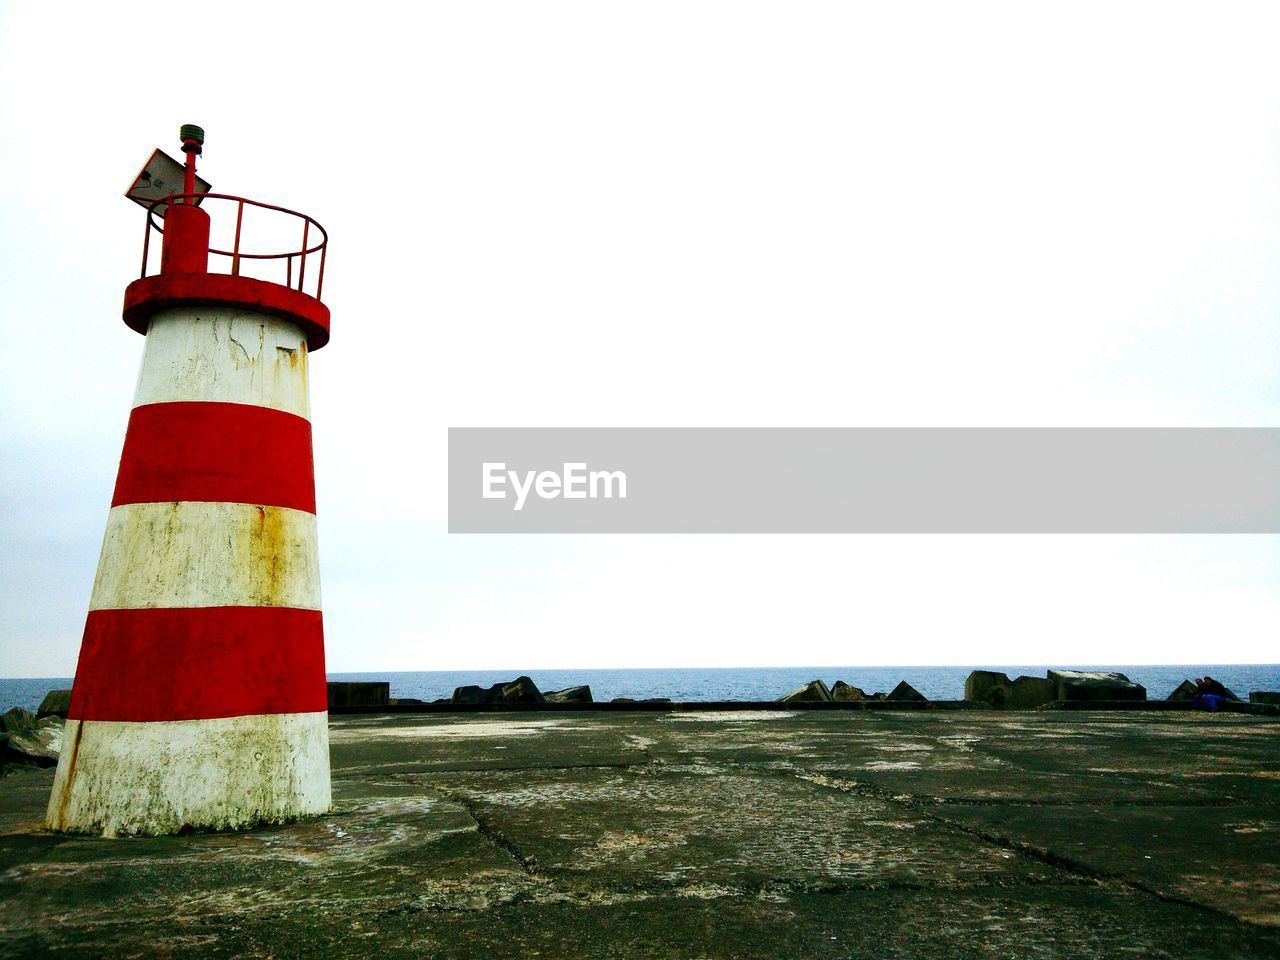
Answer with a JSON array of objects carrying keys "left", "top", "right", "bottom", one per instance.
[{"left": 3, "top": 664, "right": 1279, "bottom": 713}]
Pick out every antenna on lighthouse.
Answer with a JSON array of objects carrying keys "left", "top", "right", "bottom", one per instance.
[{"left": 125, "top": 124, "right": 212, "bottom": 218}]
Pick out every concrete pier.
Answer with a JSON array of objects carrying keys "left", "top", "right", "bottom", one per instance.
[{"left": 2, "top": 709, "right": 1278, "bottom": 958}]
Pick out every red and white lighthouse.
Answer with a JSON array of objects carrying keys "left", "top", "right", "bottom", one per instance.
[{"left": 47, "top": 126, "right": 333, "bottom": 836}]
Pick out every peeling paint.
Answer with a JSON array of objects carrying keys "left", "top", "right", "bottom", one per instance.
[{"left": 133, "top": 308, "right": 310, "bottom": 418}]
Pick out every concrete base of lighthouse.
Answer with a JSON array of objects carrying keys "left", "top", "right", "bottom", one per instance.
[{"left": 47, "top": 713, "right": 331, "bottom": 837}]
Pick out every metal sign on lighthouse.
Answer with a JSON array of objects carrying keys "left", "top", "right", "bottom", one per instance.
[{"left": 47, "top": 126, "right": 333, "bottom": 836}]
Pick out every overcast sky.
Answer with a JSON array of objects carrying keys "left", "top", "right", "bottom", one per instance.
[{"left": 2, "top": 2, "right": 1278, "bottom": 677}]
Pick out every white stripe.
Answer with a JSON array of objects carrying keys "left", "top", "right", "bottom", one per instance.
[
  {"left": 134, "top": 307, "right": 310, "bottom": 418},
  {"left": 47, "top": 713, "right": 331, "bottom": 837},
  {"left": 89, "top": 501, "right": 321, "bottom": 611}
]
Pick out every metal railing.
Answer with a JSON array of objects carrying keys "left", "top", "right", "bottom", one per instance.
[{"left": 140, "top": 193, "right": 329, "bottom": 301}]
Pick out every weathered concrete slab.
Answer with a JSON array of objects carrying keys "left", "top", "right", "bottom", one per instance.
[
  {"left": 423, "top": 765, "right": 1052, "bottom": 888},
  {"left": 1, "top": 709, "right": 1278, "bottom": 958},
  {"left": 840, "top": 711, "right": 1280, "bottom": 804},
  {"left": 934, "top": 802, "right": 1280, "bottom": 926},
  {"left": 0, "top": 769, "right": 531, "bottom": 957},
  {"left": 328, "top": 713, "right": 651, "bottom": 775},
  {"left": 7, "top": 880, "right": 1280, "bottom": 960}
]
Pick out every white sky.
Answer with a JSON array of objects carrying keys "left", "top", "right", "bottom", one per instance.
[{"left": 1, "top": 2, "right": 1278, "bottom": 676}]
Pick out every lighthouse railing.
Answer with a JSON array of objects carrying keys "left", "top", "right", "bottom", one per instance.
[{"left": 140, "top": 193, "right": 329, "bottom": 301}]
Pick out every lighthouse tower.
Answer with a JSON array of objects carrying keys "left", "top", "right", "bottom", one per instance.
[{"left": 47, "top": 127, "right": 333, "bottom": 836}]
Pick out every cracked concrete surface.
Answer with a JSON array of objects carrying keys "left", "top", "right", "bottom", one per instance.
[{"left": 1, "top": 710, "right": 1278, "bottom": 958}]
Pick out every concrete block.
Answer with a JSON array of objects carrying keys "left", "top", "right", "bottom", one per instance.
[
  {"left": 545, "top": 685, "right": 593, "bottom": 704},
  {"left": 965, "top": 672, "right": 1055, "bottom": 710},
  {"left": 327, "top": 682, "right": 391, "bottom": 709},
  {"left": 1007, "top": 676, "right": 1055, "bottom": 709},
  {"left": 497, "top": 677, "right": 545, "bottom": 704},
  {"left": 887, "top": 681, "right": 927, "bottom": 702},
  {"left": 831, "top": 681, "right": 867, "bottom": 701},
  {"left": 36, "top": 690, "right": 72, "bottom": 719},
  {"left": 778, "top": 680, "right": 833, "bottom": 703},
  {"left": 1, "top": 715, "right": 62, "bottom": 766},
  {"left": 964, "top": 671, "right": 1013, "bottom": 708},
  {"left": 452, "top": 677, "right": 546, "bottom": 705},
  {"left": 1048, "top": 670, "right": 1145, "bottom": 702},
  {"left": 0, "top": 707, "right": 34, "bottom": 735}
]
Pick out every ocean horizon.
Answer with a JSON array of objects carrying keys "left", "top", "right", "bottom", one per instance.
[{"left": 3, "top": 663, "right": 1278, "bottom": 713}]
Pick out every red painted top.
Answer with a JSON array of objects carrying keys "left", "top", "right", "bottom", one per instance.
[
  {"left": 124, "top": 273, "right": 331, "bottom": 350},
  {"left": 130, "top": 191, "right": 332, "bottom": 349}
]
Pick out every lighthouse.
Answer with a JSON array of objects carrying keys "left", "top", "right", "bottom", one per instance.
[{"left": 47, "top": 127, "right": 333, "bottom": 836}]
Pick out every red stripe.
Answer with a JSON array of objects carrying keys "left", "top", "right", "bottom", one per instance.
[
  {"left": 112, "top": 402, "right": 316, "bottom": 513},
  {"left": 69, "top": 607, "right": 327, "bottom": 722}
]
